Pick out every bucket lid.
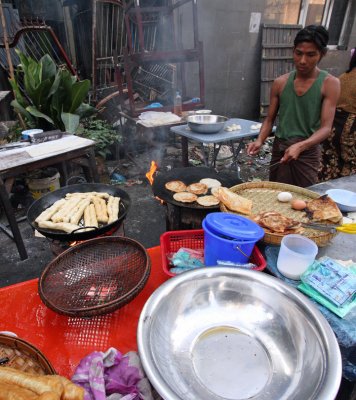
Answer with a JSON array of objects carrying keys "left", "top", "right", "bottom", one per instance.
[{"left": 204, "top": 212, "right": 264, "bottom": 241}]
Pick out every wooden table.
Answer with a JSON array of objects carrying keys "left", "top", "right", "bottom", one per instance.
[{"left": 0, "top": 135, "right": 99, "bottom": 260}]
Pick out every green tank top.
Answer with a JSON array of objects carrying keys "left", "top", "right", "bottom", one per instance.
[{"left": 276, "top": 70, "right": 328, "bottom": 140}]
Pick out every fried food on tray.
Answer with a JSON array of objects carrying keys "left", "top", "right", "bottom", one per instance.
[
  {"left": 92, "top": 196, "right": 108, "bottom": 224},
  {"left": 35, "top": 199, "right": 67, "bottom": 224},
  {"left": 214, "top": 187, "right": 252, "bottom": 215},
  {"left": 84, "top": 204, "right": 98, "bottom": 230},
  {"left": 0, "top": 366, "right": 84, "bottom": 399},
  {"left": 306, "top": 195, "right": 342, "bottom": 223},
  {"left": 196, "top": 195, "right": 220, "bottom": 207},
  {"left": 51, "top": 197, "right": 83, "bottom": 223},
  {"left": 173, "top": 192, "right": 198, "bottom": 203},
  {"left": 165, "top": 180, "right": 187, "bottom": 193},
  {"left": 66, "top": 192, "right": 109, "bottom": 199},
  {"left": 70, "top": 198, "right": 91, "bottom": 225},
  {"left": 35, "top": 192, "right": 121, "bottom": 233},
  {"left": 37, "top": 221, "right": 80, "bottom": 234},
  {"left": 108, "top": 196, "right": 120, "bottom": 224},
  {"left": 199, "top": 178, "right": 221, "bottom": 189},
  {"left": 187, "top": 182, "right": 208, "bottom": 195},
  {"left": 252, "top": 211, "right": 304, "bottom": 234}
]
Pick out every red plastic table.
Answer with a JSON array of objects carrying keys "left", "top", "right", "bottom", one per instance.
[{"left": 0, "top": 246, "right": 168, "bottom": 377}]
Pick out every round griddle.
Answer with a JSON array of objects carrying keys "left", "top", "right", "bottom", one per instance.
[
  {"left": 27, "top": 183, "right": 131, "bottom": 241},
  {"left": 152, "top": 167, "right": 241, "bottom": 209}
]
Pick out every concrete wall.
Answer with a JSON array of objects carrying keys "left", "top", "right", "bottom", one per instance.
[
  {"left": 195, "top": 0, "right": 265, "bottom": 119},
  {"left": 192, "top": 0, "right": 356, "bottom": 120}
]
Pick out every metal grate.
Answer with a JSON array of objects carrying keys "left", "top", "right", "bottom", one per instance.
[{"left": 39, "top": 236, "right": 151, "bottom": 317}]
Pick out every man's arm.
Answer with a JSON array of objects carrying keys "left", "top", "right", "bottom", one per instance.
[
  {"left": 247, "top": 77, "right": 282, "bottom": 155},
  {"left": 281, "top": 75, "right": 340, "bottom": 162}
]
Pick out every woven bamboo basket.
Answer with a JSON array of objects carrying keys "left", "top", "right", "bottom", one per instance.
[
  {"left": 0, "top": 334, "right": 56, "bottom": 375},
  {"left": 39, "top": 237, "right": 151, "bottom": 318},
  {"left": 220, "top": 181, "right": 337, "bottom": 247}
]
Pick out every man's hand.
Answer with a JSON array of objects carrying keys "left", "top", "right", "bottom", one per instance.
[
  {"left": 281, "top": 142, "right": 304, "bottom": 163},
  {"left": 247, "top": 139, "right": 263, "bottom": 156}
]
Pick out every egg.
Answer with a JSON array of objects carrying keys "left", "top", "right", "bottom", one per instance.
[
  {"left": 277, "top": 191, "right": 293, "bottom": 202},
  {"left": 291, "top": 199, "right": 307, "bottom": 210}
]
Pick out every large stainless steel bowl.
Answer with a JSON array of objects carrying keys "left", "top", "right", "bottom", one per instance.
[
  {"left": 138, "top": 268, "right": 341, "bottom": 400},
  {"left": 187, "top": 114, "right": 228, "bottom": 133}
]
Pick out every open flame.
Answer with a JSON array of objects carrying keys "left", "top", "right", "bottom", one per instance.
[
  {"left": 146, "top": 160, "right": 158, "bottom": 185},
  {"left": 145, "top": 160, "right": 165, "bottom": 204},
  {"left": 69, "top": 241, "right": 82, "bottom": 247}
]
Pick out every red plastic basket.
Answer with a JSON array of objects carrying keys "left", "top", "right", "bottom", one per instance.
[{"left": 160, "top": 229, "right": 266, "bottom": 277}]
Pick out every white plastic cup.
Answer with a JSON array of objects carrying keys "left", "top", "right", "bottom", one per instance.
[{"left": 277, "top": 234, "right": 318, "bottom": 280}]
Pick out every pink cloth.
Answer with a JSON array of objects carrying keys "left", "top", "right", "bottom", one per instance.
[{"left": 72, "top": 348, "right": 155, "bottom": 400}]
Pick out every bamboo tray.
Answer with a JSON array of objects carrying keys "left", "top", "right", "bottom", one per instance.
[
  {"left": 0, "top": 334, "right": 56, "bottom": 375},
  {"left": 220, "top": 181, "right": 337, "bottom": 247}
]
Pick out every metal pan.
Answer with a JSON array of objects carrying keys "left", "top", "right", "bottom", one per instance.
[
  {"left": 27, "top": 183, "right": 131, "bottom": 241},
  {"left": 152, "top": 167, "right": 241, "bottom": 209}
]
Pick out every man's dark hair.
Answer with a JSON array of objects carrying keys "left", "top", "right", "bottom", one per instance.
[
  {"left": 294, "top": 25, "right": 329, "bottom": 55},
  {"left": 346, "top": 47, "right": 356, "bottom": 73}
]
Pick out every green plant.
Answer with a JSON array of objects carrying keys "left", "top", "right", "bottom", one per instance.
[
  {"left": 78, "top": 117, "right": 120, "bottom": 159},
  {"left": 4, "top": 121, "right": 22, "bottom": 142},
  {"left": 9, "top": 50, "right": 96, "bottom": 133}
]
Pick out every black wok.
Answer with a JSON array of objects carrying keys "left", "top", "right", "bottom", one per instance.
[
  {"left": 152, "top": 167, "right": 241, "bottom": 209},
  {"left": 27, "top": 183, "right": 131, "bottom": 241}
]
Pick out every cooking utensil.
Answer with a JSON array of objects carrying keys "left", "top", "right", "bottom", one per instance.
[
  {"left": 138, "top": 267, "right": 342, "bottom": 400},
  {"left": 39, "top": 237, "right": 150, "bottom": 317},
  {"left": 27, "top": 183, "right": 131, "bottom": 241},
  {"left": 269, "top": 160, "right": 281, "bottom": 168},
  {"left": 187, "top": 114, "right": 228, "bottom": 133},
  {"left": 302, "top": 221, "right": 356, "bottom": 234},
  {"left": 152, "top": 167, "right": 240, "bottom": 209}
]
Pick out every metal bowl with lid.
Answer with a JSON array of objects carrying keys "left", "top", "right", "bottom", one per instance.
[
  {"left": 138, "top": 267, "right": 342, "bottom": 400},
  {"left": 187, "top": 114, "right": 228, "bottom": 133}
]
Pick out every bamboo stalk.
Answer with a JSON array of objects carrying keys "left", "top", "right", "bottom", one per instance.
[{"left": 0, "top": 0, "right": 25, "bottom": 128}]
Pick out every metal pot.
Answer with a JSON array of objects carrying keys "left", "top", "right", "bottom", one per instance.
[
  {"left": 138, "top": 267, "right": 342, "bottom": 400},
  {"left": 187, "top": 114, "right": 228, "bottom": 133},
  {"left": 27, "top": 183, "right": 131, "bottom": 241}
]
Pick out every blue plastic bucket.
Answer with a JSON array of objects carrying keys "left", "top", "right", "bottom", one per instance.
[{"left": 202, "top": 213, "right": 265, "bottom": 266}]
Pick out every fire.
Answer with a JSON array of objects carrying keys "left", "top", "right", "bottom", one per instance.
[
  {"left": 146, "top": 160, "right": 158, "bottom": 185},
  {"left": 69, "top": 240, "right": 85, "bottom": 247}
]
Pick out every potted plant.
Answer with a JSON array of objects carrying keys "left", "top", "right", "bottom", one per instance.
[
  {"left": 77, "top": 117, "right": 121, "bottom": 159},
  {"left": 9, "top": 50, "right": 96, "bottom": 133}
]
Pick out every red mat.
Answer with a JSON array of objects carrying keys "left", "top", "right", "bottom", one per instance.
[{"left": 0, "top": 246, "right": 168, "bottom": 377}]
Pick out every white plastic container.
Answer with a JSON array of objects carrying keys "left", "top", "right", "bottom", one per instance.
[
  {"left": 277, "top": 234, "right": 318, "bottom": 280},
  {"left": 27, "top": 171, "right": 60, "bottom": 200},
  {"left": 21, "top": 129, "right": 43, "bottom": 140}
]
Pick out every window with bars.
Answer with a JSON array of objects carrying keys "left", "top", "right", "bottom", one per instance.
[{"left": 264, "top": 0, "right": 354, "bottom": 49}]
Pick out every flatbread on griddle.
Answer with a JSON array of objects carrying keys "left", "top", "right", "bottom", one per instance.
[
  {"left": 306, "top": 195, "right": 342, "bottom": 223},
  {"left": 173, "top": 192, "right": 198, "bottom": 203},
  {"left": 187, "top": 182, "right": 208, "bottom": 195},
  {"left": 211, "top": 187, "right": 220, "bottom": 197},
  {"left": 214, "top": 187, "right": 252, "bottom": 215},
  {"left": 199, "top": 178, "right": 222, "bottom": 189},
  {"left": 196, "top": 195, "right": 220, "bottom": 207},
  {"left": 165, "top": 180, "right": 187, "bottom": 193}
]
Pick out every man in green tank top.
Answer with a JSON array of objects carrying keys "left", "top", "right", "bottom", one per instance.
[{"left": 247, "top": 25, "right": 340, "bottom": 187}]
